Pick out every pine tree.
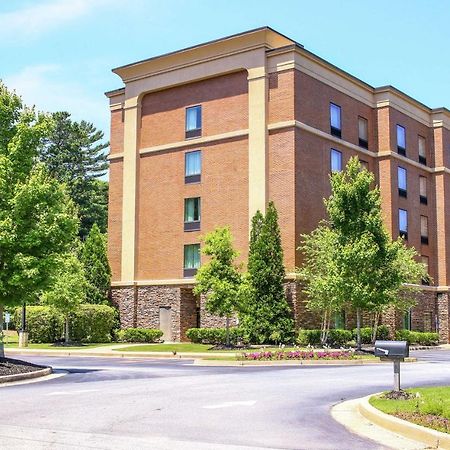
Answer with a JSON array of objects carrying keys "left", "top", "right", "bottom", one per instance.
[
  {"left": 39, "top": 112, "right": 109, "bottom": 238},
  {"left": 241, "top": 202, "right": 294, "bottom": 344},
  {"left": 81, "top": 224, "right": 111, "bottom": 304}
]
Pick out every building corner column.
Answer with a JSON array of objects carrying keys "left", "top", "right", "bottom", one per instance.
[
  {"left": 437, "top": 292, "right": 450, "bottom": 344},
  {"left": 247, "top": 66, "right": 268, "bottom": 228},
  {"left": 120, "top": 96, "right": 140, "bottom": 283}
]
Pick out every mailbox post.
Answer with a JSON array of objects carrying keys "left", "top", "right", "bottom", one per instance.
[{"left": 374, "top": 340, "right": 409, "bottom": 391}]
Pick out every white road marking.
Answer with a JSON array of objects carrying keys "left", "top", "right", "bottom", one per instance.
[
  {"left": 47, "top": 389, "right": 99, "bottom": 396},
  {"left": 203, "top": 400, "right": 256, "bottom": 409}
]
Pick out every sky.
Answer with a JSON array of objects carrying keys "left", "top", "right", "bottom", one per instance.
[{"left": 1, "top": 0, "right": 449, "bottom": 143}]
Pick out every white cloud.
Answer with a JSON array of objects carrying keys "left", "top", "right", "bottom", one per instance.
[
  {"left": 4, "top": 64, "right": 109, "bottom": 138},
  {"left": 0, "top": 0, "right": 112, "bottom": 41}
]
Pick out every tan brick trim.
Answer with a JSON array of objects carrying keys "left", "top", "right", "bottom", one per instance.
[
  {"left": 111, "top": 279, "right": 196, "bottom": 287},
  {"left": 139, "top": 129, "right": 248, "bottom": 156}
]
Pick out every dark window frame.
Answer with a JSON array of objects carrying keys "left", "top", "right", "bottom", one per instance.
[
  {"left": 185, "top": 150, "right": 201, "bottom": 184},
  {"left": 396, "top": 124, "right": 406, "bottom": 155},
  {"left": 185, "top": 105, "right": 202, "bottom": 139},
  {"left": 184, "top": 197, "right": 201, "bottom": 232},
  {"left": 420, "top": 195, "right": 428, "bottom": 205},
  {"left": 330, "top": 103, "right": 342, "bottom": 138},
  {"left": 330, "top": 148, "right": 342, "bottom": 173},
  {"left": 358, "top": 116, "right": 369, "bottom": 149}
]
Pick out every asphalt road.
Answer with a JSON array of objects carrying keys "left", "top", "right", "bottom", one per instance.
[{"left": 1, "top": 350, "right": 450, "bottom": 449}]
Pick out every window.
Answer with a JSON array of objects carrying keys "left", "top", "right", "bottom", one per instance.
[
  {"left": 399, "top": 209, "right": 408, "bottom": 240},
  {"left": 421, "top": 255, "right": 430, "bottom": 285},
  {"left": 330, "top": 103, "right": 341, "bottom": 138},
  {"left": 183, "top": 244, "right": 200, "bottom": 277},
  {"left": 419, "top": 176, "right": 428, "bottom": 205},
  {"left": 185, "top": 105, "right": 202, "bottom": 138},
  {"left": 397, "top": 167, "right": 407, "bottom": 198},
  {"left": 358, "top": 117, "right": 368, "bottom": 149},
  {"left": 418, "top": 136, "right": 427, "bottom": 165},
  {"left": 185, "top": 150, "right": 201, "bottom": 183},
  {"left": 397, "top": 125, "right": 406, "bottom": 156},
  {"left": 184, "top": 198, "right": 201, "bottom": 231},
  {"left": 402, "top": 309, "right": 412, "bottom": 331},
  {"left": 360, "top": 160, "right": 369, "bottom": 171},
  {"left": 421, "top": 215, "right": 429, "bottom": 245},
  {"left": 330, "top": 149, "right": 342, "bottom": 172}
]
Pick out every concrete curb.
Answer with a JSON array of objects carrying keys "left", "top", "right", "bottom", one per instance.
[
  {"left": 359, "top": 394, "right": 450, "bottom": 449},
  {"left": 194, "top": 358, "right": 416, "bottom": 366},
  {"left": 0, "top": 367, "right": 52, "bottom": 384}
]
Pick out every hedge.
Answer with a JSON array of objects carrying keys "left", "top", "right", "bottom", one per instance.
[
  {"left": 117, "top": 328, "right": 163, "bottom": 343},
  {"left": 297, "top": 329, "right": 352, "bottom": 347},
  {"left": 13, "top": 304, "right": 117, "bottom": 343},
  {"left": 13, "top": 306, "right": 64, "bottom": 343},
  {"left": 186, "top": 328, "right": 243, "bottom": 345},
  {"left": 352, "top": 326, "right": 390, "bottom": 344},
  {"left": 69, "top": 304, "right": 118, "bottom": 343},
  {"left": 395, "top": 330, "right": 439, "bottom": 346}
]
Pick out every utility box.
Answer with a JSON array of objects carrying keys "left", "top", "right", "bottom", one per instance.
[{"left": 374, "top": 340, "right": 409, "bottom": 360}]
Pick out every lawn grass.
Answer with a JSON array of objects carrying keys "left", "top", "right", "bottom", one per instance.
[
  {"left": 370, "top": 386, "right": 450, "bottom": 434},
  {"left": 4, "top": 342, "right": 120, "bottom": 350},
  {"left": 113, "top": 343, "right": 305, "bottom": 353}
]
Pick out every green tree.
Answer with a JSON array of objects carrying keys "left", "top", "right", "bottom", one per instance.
[
  {"left": 39, "top": 111, "right": 109, "bottom": 238},
  {"left": 194, "top": 227, "right": 242, "bottom": 347},
  {"left": 298, "top": 226, "right": 342, "bottom": 344},
  {"left": 241, "top": 202, "right": 294, "bottom": 344},
  {"left": 298, "top": 157, "right": 428, "bottom": 350},
  {"left": 81, "top": 223, "right": 111, "bottom": 304},
  {"left": 0, "top": 84, "right": 79, "bottom": 356},
  {"left": 42, "top": 253, "right": 86, "bottom": 343}
]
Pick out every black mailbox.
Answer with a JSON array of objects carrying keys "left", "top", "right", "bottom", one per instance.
[{"left": 374, "top": 340, "right": 409, "bottom": 359}]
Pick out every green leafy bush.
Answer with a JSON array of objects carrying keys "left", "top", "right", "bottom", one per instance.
[
  {"left": 186, "top": 328, "right": 242, "bottom": 345},
  {"left": 328, "top": 329, "right": 352, "bottom": 347},
  {"left": 352, "top": 326, "right": 390, "bottom": 344},
  {"left": 296, "top": 329, "right": 322, "bottom": 346},
  {"left": 117, "top": 328, "right": 163, "bottom": 343},
  {"left": 13, "top": 306, "right": 64, "bottom": 343},
  {"left": 13, "top": 304, "right": 117, "bottom": 343},
  {"left": 297, "top": 329, "right": 352, "bottom": 347},
  {"left": 395, "top": 330, "right": 439, "bottom": 346},
  {"left": 69, "top": 304, "right": 117, "bottom": 343}
]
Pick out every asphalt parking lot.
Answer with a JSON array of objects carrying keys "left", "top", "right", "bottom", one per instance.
[{"left": 1, "top": 350, "right": 449, "bottom": 449}]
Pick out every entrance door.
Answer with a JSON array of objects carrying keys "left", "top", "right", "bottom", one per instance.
[{"left": 159, "top": 307, "right": 172, "bottom": 342}]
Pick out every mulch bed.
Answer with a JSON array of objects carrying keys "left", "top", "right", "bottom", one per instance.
[
  {"left": 394, "top": 411, "right": 449, "bottom": 434},
  {"left": 382, "top": 390, "right": 415, "bottom": 400},
  {"left": 0, "top": 357, "right": 45, "bottom": 377}
]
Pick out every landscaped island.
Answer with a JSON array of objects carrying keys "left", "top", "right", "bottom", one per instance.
[{"left": 370, "top": 387, "right": 450, "bottom": 434}]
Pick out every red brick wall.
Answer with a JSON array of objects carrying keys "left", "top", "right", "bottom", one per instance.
[
  {"left": 139, "top": 71, "right": 248, "bottom": 148},
  {"left": 268, "top": 69, "right": 295, "bottom": 123},
  {"left": 268, "top": 128, "right": 296, "bottom": 270},
  {"left": 295, "top": 71, "right": 377, "bottom": 151},
  {"left": 109, "top": 109, "right": 124, "bottom": 155},
  {"left": 108, "top": 160, "right": 123, "bottom": 281},
  {"left": 136, "top": 137, "right": 249, "bottom": 280}
]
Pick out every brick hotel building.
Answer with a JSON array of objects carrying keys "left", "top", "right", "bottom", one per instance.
[{"left": 105, "top": 27, "right": 450, "bottom": 343}]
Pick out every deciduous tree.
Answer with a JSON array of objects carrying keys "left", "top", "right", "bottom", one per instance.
[{"left": 194, "top": 227, "right": 242, "bottom": 347}]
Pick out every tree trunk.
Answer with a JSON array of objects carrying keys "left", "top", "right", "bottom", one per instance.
[
  {"left": 0, "top": 304, "right": 4, "bottom": 358},
  {"left": 65, "top": 316, "right": 70, "bottom": 344},
  {"left": 356, "top": 308, "right": 362, "bottom": 351},
  {"left": 225, "top": 316, "right": 230, "bottom": 348},
  {"left": 372, "top": 311, "right": 380, "bottom": 344},
  {"left": 321, "top": 308, "right": 331, "bottom": 346}
]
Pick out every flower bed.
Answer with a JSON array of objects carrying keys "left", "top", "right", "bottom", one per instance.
[{"left": 238, "top": 349, "right": 354, "bottom": 361}]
